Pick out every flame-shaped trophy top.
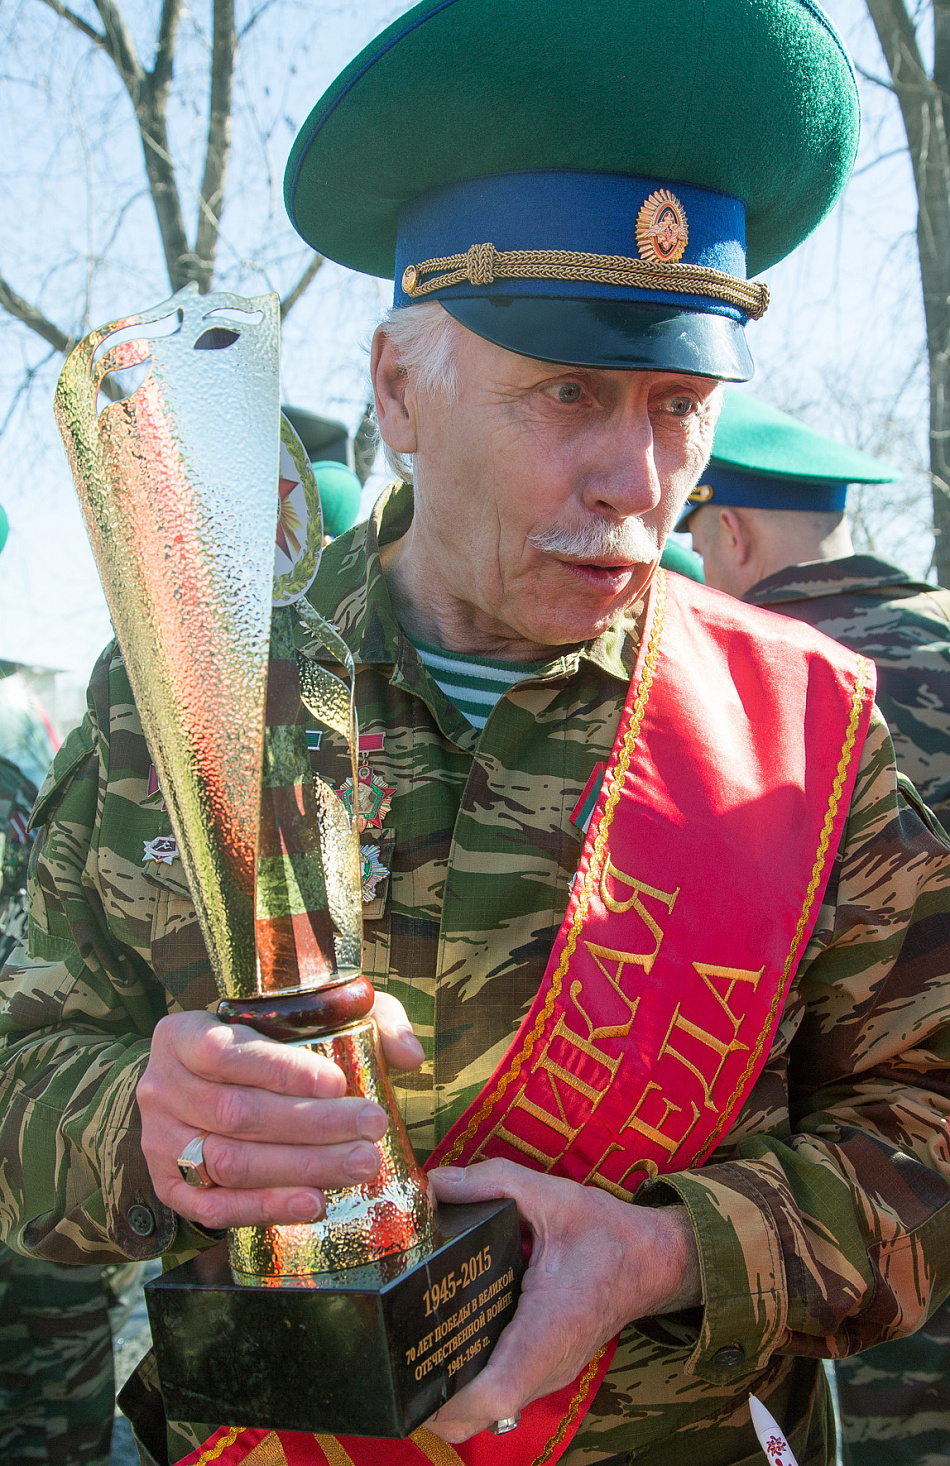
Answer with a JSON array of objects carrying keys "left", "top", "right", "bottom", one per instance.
[{"left": 54, "top": 284, "right": 362, "bottom": 1001}]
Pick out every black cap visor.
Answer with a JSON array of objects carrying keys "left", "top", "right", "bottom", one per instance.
[{"left": 442, "top": 296, "right": 753, "bottom": 382}]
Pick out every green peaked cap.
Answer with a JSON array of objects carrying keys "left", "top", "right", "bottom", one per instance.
[
  {"left": 285, "top": 0, "right": 859, "bottom": 280},
  {"left": 712, "top": 393, "right": 899, "bottom": 483}
]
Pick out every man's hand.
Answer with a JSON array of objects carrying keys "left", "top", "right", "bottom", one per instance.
[
  {"left": 426, "top": 1160, "right": 701, "bottom": 1443},
  {"left": 137, "top": 992, "right": 424, "bottom": 1230}
]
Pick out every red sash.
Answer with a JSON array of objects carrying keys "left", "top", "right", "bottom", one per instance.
[{"left": 180, "top": 571, "right": 875, "bottom": 1466}]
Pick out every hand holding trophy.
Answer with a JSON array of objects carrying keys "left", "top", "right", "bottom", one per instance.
[{"left": 54, "top": 284, "right": 522, "bottom": 1438}]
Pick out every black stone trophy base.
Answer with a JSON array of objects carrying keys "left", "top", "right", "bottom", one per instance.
[{"left": 146, "top": 1198, "right": 524, "bottom": 1438}]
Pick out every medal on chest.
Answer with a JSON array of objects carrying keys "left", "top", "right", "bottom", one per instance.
[{"left": 339, "top": 764, "right": 395, "bottom": 832}]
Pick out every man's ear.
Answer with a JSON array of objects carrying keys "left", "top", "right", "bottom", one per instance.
[
  {"left": 720, "top": 508, "right": 752, "bottom": 567},
  {"left": 371, "top": 329, "right": 418, "bottom": 455}
]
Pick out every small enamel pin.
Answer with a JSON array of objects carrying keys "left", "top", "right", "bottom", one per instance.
[
  {"left": 143, "top": 835, "right": 178, "bottom": 865},
  {"left": 146, "top": 765, "right": 167, "bottom": 812},
  {"left": 570, "top": 762, "right": 606, "bottom": 835},
  {"left": 359, "top": 844, "right": 389, "bottom": 903}
]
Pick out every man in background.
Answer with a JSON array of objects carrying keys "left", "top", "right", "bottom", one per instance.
[
  {"left": 686, "top": 392, "right": 950, "bottom": 828},
  {"left": 686, "top": 391, "right": 950, "bottom": 1464}
]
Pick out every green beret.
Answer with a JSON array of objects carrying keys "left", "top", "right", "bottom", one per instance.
[{"left": 312, "top": 460, "right": 363, "bottom": 538}]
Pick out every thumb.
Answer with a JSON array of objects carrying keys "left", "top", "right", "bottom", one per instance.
[
  {"left": 430, "top": 1158, "right": 543, "bottom": 1224},
  {"left": 372, "top": 990, "right": 426, "bottom": 1071}
]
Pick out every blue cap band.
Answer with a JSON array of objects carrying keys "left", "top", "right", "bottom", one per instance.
[
  {"left": 394, "top": 169, "right": 751, "bottom": 321},
  {"left": 684, "top": 463, "right": 849, "bottom": 519}
]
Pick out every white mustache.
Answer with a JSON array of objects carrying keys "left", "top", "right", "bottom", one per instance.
[{"left": 528, "top": 516, "right": 659, "bottom": 563}]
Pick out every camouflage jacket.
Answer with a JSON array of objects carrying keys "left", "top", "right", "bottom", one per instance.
[
  {"left": 745, "top": 555, "right": 950, "bottom": 828},
  {"left": 4, "top": 487, "right": 950, "bottom": 1466},
  {"left": 0, "top": 756, "right": 36, "bottom": 939}
]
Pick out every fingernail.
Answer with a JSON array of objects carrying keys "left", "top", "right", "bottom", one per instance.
[
  {"left": 313, "top": 1063, "right": 347, "bottom": 1098},
  {"left": 358, "top": 1104, "right": 388, "bottom": 1141},
  {"left": 289, "top": 1192, "right": 324, "bottom": 1222},
  {"left": 433, "top": 1166, "right": 465, "bottom": 1182},
  {"left": 399, "top": 1028, "right": 425, "bottom": 1060},
  {"left": 346, "top": 1143, "right": 381, "bottom": 1181}
]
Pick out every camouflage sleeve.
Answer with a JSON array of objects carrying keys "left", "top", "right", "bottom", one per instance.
[
  {"left": 640, "top": 708, "right": 950, "bottom": 1379},
  {"left": 0, "top": 644, "right": 178, "bottom": 1265}
]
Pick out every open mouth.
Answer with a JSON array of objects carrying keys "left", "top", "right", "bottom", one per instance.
[{"left": 554, "top": 559, "right": 640, "bottom": 594}]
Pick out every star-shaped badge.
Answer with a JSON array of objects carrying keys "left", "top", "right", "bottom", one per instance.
[
  {"left": 143, "top": 836, "right": 178, "bottom": 865},
  {"left": 338, "top": 764, "right": 395, "bottom": 832}
]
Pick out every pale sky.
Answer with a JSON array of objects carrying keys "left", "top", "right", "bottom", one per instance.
[{"left": 0, "top": 0, "right": 932, "bottom": 723}]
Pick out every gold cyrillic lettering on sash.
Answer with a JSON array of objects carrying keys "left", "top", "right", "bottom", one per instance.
[
  {"left": 583, "top": 1082, "right": 699, "bottom": 1197},
  {"left": 658, "top": 962, "right": 765, "bottom": 1110},
  {"left": 599, "top": 865, "right": 680, "bottom": 968},
  {"left": 571, "top": 870, "right": 677, "bottom": 1041},
  {"left": 481, "top": 1014, "right": 620, "bottom": 1167},
  {"left": 488, "top": 1126, "right": 553, "bottom": 1168},
  {"left": 693, "top": 961, "right": 765, "bottom": 1026},
  {"left": 585, "top": 1146, "right": 659, "bottom": 1198}
]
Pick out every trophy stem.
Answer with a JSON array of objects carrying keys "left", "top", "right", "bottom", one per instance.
[{"left": 219, "top": 985, "right": 437, "bottom": 1282}]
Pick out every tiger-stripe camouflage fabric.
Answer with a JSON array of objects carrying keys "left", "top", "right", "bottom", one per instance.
[
  {"left": 3, "top": 486, "right": 950, "bottom": 1466},
  {"left": 0, "top": 1244, "right": 115, "bottom": 1466},
  {"left": 745, "top": 553, "right": 950, "bottom": 1466},
  {"left": 0, "top": 746, "right": 118, "bottom": 1465},
  {"left": 746, "top": 554, "right": 950, "bottom": 826}
]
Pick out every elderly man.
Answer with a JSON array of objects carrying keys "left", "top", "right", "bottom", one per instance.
[{"left": 4, "top": 3, "right": 950, "bottom": 1466}]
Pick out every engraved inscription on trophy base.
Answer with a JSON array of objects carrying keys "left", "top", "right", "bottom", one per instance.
[{"left": 146, "top": 1198, "right": 524, "bottom": 1438}]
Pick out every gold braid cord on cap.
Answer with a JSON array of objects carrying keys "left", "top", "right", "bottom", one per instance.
[{"left": 401, "top": 242, "right": 769, "bottom": 319}]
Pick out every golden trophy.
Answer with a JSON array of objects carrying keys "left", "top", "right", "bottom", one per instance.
[{"left": 54, "top": 285, "right": 522, "bottom": 1436}]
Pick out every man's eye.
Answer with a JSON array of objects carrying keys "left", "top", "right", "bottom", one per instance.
[
  {"left": 667, "top": 395, "right": 697, "bottom": 418},
  {"left": 550, "top": 382, "right": 583, "bottom": 403}
]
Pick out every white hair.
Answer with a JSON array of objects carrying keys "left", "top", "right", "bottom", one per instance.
[{"left": 373, "top": 303, "right": 462, "bottom": 482}]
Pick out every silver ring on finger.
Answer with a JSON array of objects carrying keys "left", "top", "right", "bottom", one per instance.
[
  {"left": 177, "top": 1130, "right": 216, "bottom": 1189},
  {"left": 490, "top": 1415, "right": 521, "bottom": 1435}
]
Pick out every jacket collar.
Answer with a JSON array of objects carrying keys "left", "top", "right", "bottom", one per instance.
[{"left": 743, "top": 553, "right": 923, "bottom": 607}]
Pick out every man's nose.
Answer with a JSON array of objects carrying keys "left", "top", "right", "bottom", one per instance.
[{"left": 579, "top": 420, "right": 661, "bottom": 519}]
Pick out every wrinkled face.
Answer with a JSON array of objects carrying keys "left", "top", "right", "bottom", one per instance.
[{"left": 406, "top": 331, "right": 722, "bottom": 647}]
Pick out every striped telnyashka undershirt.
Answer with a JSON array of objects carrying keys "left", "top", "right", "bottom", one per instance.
[{"left": 411, "top": 639, "right": 541, "bottom": 730}]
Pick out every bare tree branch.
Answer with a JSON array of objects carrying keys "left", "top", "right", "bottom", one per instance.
[
  {"left": 239, "top": 0, "right": 280, "bottom": 40},
  {"left": 854, "top": 59, "right": 896, "bottom": 90},
  {"left": 867, "top": 0, "right": 930, "bottom": 161},
  {"left": 153, "top": 0, "right": 183, "bottom": 96},
  {"left": 933, "top": 0, "right": 950, "bottom": 135},
  {"left": 866, "top": 0, "right": 950, "bottom": 583},
  {"left": 0, "top": 273, "right": 76, "bottom": 355},
  {"left": 193, "top": 0, "right": 236, "bottom": 291},
  {"left": 36, "top": 0, "right": 107, "bottom": 49},
  {"left": 91, "top": 0, "right": 143, "bottom": 90},
  {"left": 280, "top": 255, "right": 324, "bottom": 320}
]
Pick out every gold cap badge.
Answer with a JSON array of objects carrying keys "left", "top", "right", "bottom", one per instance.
[
  {"left": 687, "top": 483, "right": 714, "bottom": 504},
  {"left": 636, "top": 189, "right": 688, "bottom": 265}
]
